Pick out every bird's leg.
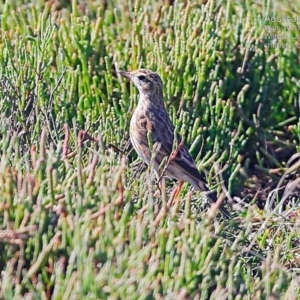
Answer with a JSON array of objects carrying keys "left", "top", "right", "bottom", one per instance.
[
  {"left": 154, "top": 179, "right": 183, "bottom": 226},
  {"left": 132, "top": 161, "right": 147, "bottom": 178},
  {"left": 154, "top": 141, "right": 185, "bottom": 203},
  {"left": 166, "top": 141, "right": 185, "bottom": 205}
]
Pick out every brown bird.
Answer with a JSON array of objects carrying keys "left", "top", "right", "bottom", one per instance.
[{"left": 119, "top": 68, "right": 230, "bottom": 218}]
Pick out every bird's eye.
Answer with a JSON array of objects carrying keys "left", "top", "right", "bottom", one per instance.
[{"left": 137, "top": 75, "right": 147, "bottom": 81}]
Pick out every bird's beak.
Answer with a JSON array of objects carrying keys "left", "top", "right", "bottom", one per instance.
[{"left": 118, "top": 70, "right": 132, "bottom": 79}]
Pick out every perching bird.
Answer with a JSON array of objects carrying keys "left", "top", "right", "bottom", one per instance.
[{"left": 119, "top": 68, "right": 230, "bottom": 218}]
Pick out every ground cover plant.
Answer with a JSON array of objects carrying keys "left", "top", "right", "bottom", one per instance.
[{"left": 0, "top": 0, "right": 300, "bottom": 298}]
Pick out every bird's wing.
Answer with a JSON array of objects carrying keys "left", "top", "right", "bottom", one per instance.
[
  {"left": 146, "top": 109, "right": 231, "bottom": 218},
  {"left": 149, "top": 109, "right": 208, "bottom": 186}
]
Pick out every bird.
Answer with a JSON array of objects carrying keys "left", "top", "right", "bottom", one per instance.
[{"left": 119, "top": 68, "right": 230, "bottom": 218}]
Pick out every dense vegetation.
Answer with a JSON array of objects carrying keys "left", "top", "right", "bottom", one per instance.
[{"left": 0, "top": 0, "right": 299, "bottom": 298}]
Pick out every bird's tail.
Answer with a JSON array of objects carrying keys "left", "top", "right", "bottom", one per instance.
[
  {"left": 207, "top": 192, "right": 231, "bottom": 219},
  {"left": 197, "top": 181, "right": 231, "bottom": 219}
]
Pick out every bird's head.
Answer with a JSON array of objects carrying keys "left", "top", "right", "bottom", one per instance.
[{"left": 119, "top": 69, "right": 163, "bottom": 100}]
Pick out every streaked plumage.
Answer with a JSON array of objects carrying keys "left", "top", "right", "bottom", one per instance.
[{"left": 119, "top": 68, "right": 230, "bottom": 218}]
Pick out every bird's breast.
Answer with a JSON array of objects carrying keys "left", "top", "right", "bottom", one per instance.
[
  {"left": 130, "top": 110, "right": 153, "bottom": 134},
  {"left": 130, "top": 111, "right": 152, "bottom": 164}
]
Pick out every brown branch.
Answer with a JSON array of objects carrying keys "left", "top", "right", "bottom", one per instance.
[{"left": 0, "top": 225, "right": 37, "bottom": 245}]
